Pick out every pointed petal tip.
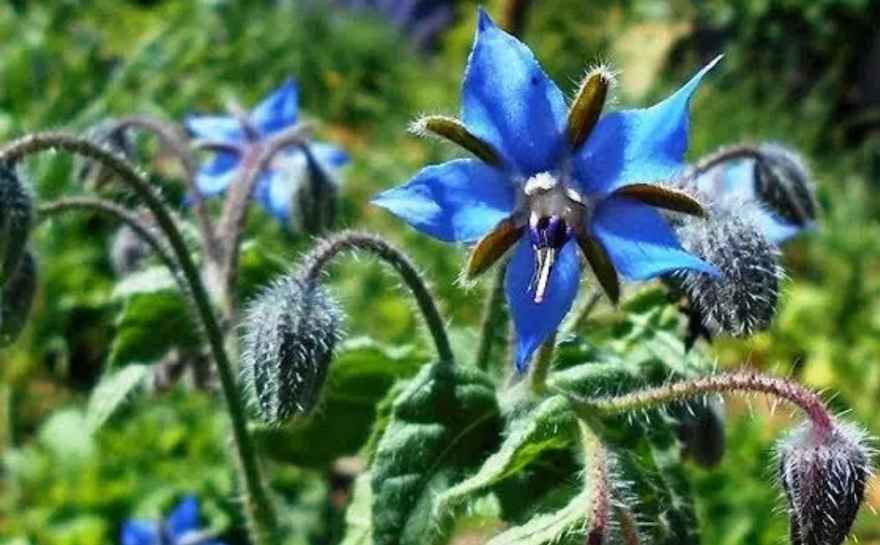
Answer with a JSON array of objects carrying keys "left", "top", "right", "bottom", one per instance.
[{"left": 476, "top": 7, "right": 495, "bottom": 31}]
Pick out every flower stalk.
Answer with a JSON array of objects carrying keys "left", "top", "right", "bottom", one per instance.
[
  {"left": 474, "top": 264, "right": 508, "bottom": 370},
  {"left": 0, "top": 132, "right": 278, "bottom": 544},
  {"left": 298, "top": 230, "right": 454, "bottom": 364}
]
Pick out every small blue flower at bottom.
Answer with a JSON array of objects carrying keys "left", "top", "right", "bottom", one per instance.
[
  {"left": 373, "top": 9, "right": 721, "bottom": 371},
  {"left": 121, "top": 496, "right": 226, "bottom": 545},
  {"left": 185, "top": 78, "right": 349, "bottom": 224}
]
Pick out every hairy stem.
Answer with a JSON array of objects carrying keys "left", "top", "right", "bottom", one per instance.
[
  {"left": 571, "top": 288, "right": 603, "bottom": 333},
  {"left": 687, "top": 143, "right": 764, "bottom": 178},
  {"left": 299, "top": 230, "right": 454, "bottom": 364},
  {"left": 529, "top": 332, "right": 557, "bottom": 394},
  {"left": 0, "top": 132, "right": 277, "bottom": 543},
  {"left": 474, "top": 264, "right": 508, "bottom": 370},
  {"left": 565, "top": 370, "right": 833, "bottom": 438},
  {"left": 114, "top": 116, "right": 220, "bottom": 261},
  {"left": 217, "top": 125, "right": 310, "bottom": 312},
  {"left": 580, "top": 420, "right": 612, "bottom": 545},
  {"left": 37, "top": 196, "right": 179, "bottom": 280}
]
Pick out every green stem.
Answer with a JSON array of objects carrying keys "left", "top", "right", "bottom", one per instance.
[
  {"left": 299, "top": 230, "right": 454, "bottom": 364},
  {"left": 37, "top": 196, "right": 180, "bottom": 281},
  {"left": 571, "top": 288, "right": 603, "bottom": 333},
  {"left": 687, "top": 143, "right": 763, "bottom": 178},
  {"left": 529, "top": 332, "right": 556, "bottom": 395},
  {"left": 564, "top": 370, "right": 833, "bottom": 438},
  {"left": 579, "top": 420, "right": 612, "bottom": 545},
  {"left": 474, "top": 264, "right": 508, "bottom": 370},
  {"left": 0, "top": 132, "right": 277, "bottom": 543}
]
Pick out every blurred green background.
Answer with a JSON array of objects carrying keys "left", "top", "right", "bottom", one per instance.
[{"left": 1, "top": 0, "right": 880, "bottom": 543}]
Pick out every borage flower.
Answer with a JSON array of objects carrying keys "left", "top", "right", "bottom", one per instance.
[
  {"left": 121, "top": 496, "right": 226, "bottom": 545},
  {"left": 373, "top": 9, "right": 721, "bottom": 370},
  {"left": 185, "top": 78, "right": 349, "bottom": 224}
]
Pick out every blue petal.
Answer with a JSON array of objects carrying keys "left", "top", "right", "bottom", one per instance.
[
  {"left": 372, "top": 158, "right": 515, "bottom": 243},
  {"left": 252, "top": 78, "right": 299, "bottom": 135},
  {"left": 195, "top": 152, "right": 241, "bottom": 197},
  {"left": 505, "top": 238, "right": 581, "bottom": 372},
  {"left": 574, "top": 56, "right": 722, "bottom": 195},
  {"left": 753, "top": 211, "right": 807, "bottom": 246},
  {"left": 310, "top": 142, "right": 350, "bottom": 172},
  {"left": 184, "top": 115, "right": 245, "bottom": 142},
  {"left": 121, "top": 521, "right": 160, "bottom": 545},
  {"left": 460, "top": 8, "right": 568, "bottom": 176},
  {"left": 167, "top": 496, "right": 200, "bottom": 537},
  {"left": 256, "top": 169, "right": 295, "bottom": 223},
  {"left": 591, "top": 196, "right": 719, "bottom": 280}
]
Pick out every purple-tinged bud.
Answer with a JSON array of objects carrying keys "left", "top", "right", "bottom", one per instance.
[
  {"left": 753, "top": 144, "right": 816, "bottom": 228},
  {"left": 670, "top": 200, "right": 782, "bottom": 337},
  {"left": 0, "top": 250, "right": 37, "bottom": 347},
  {"left": 777, "top": 420, "right": 873, "bottom": 545},
  {"left": 0, "top": 164, "right": 33, "bottom": 286},
  {"left": 241, "top": 273, "right": 344, "bottom": 423}
]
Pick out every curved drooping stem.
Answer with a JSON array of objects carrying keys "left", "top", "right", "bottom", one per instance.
[
  {"left": 216, "top": 125, "right": 311, "bottom": 310},
  {"left": 565, "top": 370, "right": 834, "bottom": 439},
  {"left": 112, "top": 116, "right": 220, "bottom": 261},
  {"left": 0, "top": 132, "right": 277, "bottom": 544},
  {"left": 686, "top": 144, "right": 764, "bottom": 178},
  {"left": 298, "top": 230, "right": 455, "bottom": 364},
  {"left": 37, "top": 196, "right": 180, "bottom": 280}
]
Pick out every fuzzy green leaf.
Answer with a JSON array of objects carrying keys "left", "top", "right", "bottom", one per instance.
[
  {"left": 340, "top": 473, "right": 374, "bottom": 545},
  {"left": 434, "top": 395, "right": 576, "bottom": 523},
  {"left": 370, "top": 361, "right": 500, "bottom": 545},
  {"left": 255, "top": 338, "right": 424, "bottom": 467},
  {"left": 108, "top": 288, "right": 198, "bottom": 367},
  {"left": 86, "top": 364, "right": 151, "bottom": 432},
  {"left": 485, "top": 486, "right": 591, "bottom": 545}
]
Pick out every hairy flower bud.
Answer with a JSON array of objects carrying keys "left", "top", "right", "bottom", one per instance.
[
  {"left": 0, "top": 250, "right": 37, "bottom": 347},
  {"left": 78, "top": 119, "right": 135, "bottom": 190},
  {"left": 753, "top": 143, "right": 816, "bottom": 227},
  {"left": 777, "top": 420, "right": 873, "bottom": 545},
  {"left": 241, "top": 274, "right": 343, "bottom": 423},
  {"left": 110, "top": 223, "right": 152, "bottom": 276},
  {"left": 0, "top": 164, "right": 33, "bottom": 286},
  {"left": 670, "top": 201, "right": 782, "bottom": 337}
]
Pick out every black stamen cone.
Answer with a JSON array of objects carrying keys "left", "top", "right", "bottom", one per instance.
[
  {"left": 1, "top": 250, "right": 37, "bottom": 347},
  {"left": 777, "top": 420, "right": 873, "bottom": 545},
  {"left": 241, "top": 273, "right": 344, "bottom": 424},
  {"left": 671, "top": 200, "right": 782, "bottom": 337},
  {"left": 0, "top": 164, "right": 33, "bottom": 286}
]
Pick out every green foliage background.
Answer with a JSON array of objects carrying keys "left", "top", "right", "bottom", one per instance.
[{"left": 1, "top": 0, "right": 879, "bottom": 544}]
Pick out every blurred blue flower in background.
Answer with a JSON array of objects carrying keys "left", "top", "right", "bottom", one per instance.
[
  {"left": 373, "top": 9, "right": 721, "bottom": 370},
  {"left": 692, "top": 143, "right": 816, "bottom": 246},
  {"left": 336, "top": 0, "right": 455, "bottom": 50},
  {"left": 121, "top": 496, "right": 225, "bottom": 545},
  {"left": 185, "top": 78, "right": 349, "bottom": 224}
]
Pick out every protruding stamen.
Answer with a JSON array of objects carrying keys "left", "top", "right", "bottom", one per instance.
[
  {"left": 528, "top": 214, "right": 572, "bottom": 303},
  {"left": 409, "top": 115, "right": 501, "bottom": 165}
]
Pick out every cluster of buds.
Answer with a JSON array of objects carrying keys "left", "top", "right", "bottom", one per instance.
[{"left": 0, "top": 163, "right": 36, "bottom": 348}]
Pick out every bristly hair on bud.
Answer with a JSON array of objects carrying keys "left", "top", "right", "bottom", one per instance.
[
  {"left": 667, "top": 197, "right": 783, "bottom": 338},
  {"left": 0, "top": 163, "right": 33, "bottom": 286},
  {"left": 776, "top": 419, "right": 874, "bottom": 545},
  {"left": 753, "top": 143, "right": 817, "bottom": 228},
  {"left": 1, "top": 250, "right": 37, "bottom": 348},
  {"left": 240, "top": 273, "right": 344, "bottom": 424}
]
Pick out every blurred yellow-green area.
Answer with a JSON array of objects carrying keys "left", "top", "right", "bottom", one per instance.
[{"left": 2, "top": 0, "right": 880, "bottom": 544}]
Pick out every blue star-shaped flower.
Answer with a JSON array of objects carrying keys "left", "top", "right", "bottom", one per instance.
[
  {"left": 693, "top": 146, "right": 814, "bottom": 245},
  {"left": 185, "top": 78, "right": 350, "bottom": 223},
  {"left": 373, "top": 9, "right": 721, "bottom": 370},
  {"left": 121, "top": 496, "right": 226, "bottom": 545}
]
